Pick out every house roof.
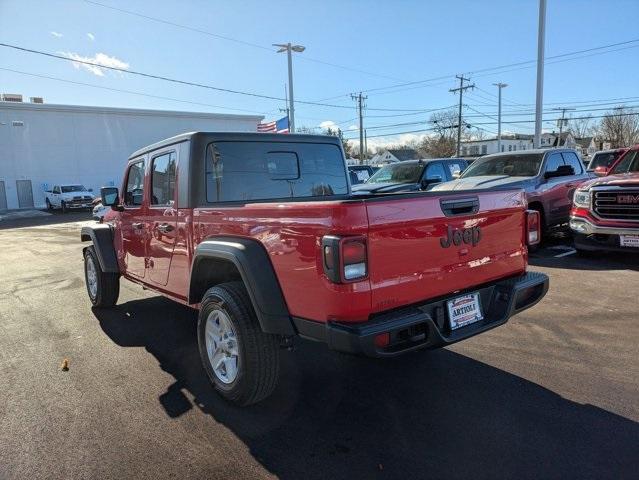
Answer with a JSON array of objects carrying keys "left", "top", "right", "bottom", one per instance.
[
  {"left": 575, "top": 136, "right": 594, "bottom": 146},
  {"left": 386, "top": 148, "right": 420, "bottom": 161}
]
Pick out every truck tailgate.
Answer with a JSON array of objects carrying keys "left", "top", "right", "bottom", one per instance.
[{"left": 365, "top": 190, "right": 527, "bottom": 314}]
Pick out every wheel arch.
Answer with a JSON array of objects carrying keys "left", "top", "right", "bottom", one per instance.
[
  {"left": 80, "top": 224, "right": 119, "bottom": 273},
  {"left": 189, "top": 237, "right": 293, "bottom": 335}
]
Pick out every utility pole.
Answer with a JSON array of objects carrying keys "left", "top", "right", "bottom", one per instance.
[
  {"left": 450, "top": 75, "right": 475, "bottom": 156},
  {"left": 364, "top": 129, "right": 368, "bottom": 159},
  {"left": 553, "top": 107, "right": 575, "bottom": 146},
  {"left": 351, "top": 92, "right": 367, "bottom": 164},
  {"left": 274, "top": 43, "right": 306, "bottom": 133},
  {"left": 534, "top": 0, "right": 546, "bottom": 148},
  {"left": 279, "top": 83, "right": 290, "bottom": 129},
  {"left": 493, "top": 82, "right": 508, "bottom": 152}
]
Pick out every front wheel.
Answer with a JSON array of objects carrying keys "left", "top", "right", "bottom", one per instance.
[
  {"left": 46, "top": 199, "right": 53, "bottom": 210},
  {"left": 84, "top": 246, "right": 119, "bottom": 307},
  {"left": 61, "top": 201, "right": 67, "bottom": 213},
  {"left": 197, "top": 282, "right": 280, "bottom": 406}
]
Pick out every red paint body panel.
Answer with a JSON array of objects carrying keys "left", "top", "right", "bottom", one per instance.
[{"left": 366, "top": 191, "right": 527, "bottom": 313}]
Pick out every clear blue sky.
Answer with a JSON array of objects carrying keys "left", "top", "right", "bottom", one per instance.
[{"left": 1, "top": 0, "right": 638, "bottom": 148}]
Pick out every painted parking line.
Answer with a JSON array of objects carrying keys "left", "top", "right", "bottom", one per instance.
[{"left": 547, "top": 245, "right": 577, "bottom": 258}]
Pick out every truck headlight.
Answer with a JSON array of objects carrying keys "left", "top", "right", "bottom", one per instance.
[{"left": 573, "top": 190, "right": 591, "bottom": 208}]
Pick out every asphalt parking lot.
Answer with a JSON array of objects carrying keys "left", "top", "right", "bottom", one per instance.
[{"left": 0, "top": 213, "right": 637, "bottom": 480}]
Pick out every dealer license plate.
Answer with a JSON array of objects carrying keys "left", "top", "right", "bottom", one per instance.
[
  {"left": 620, "top": 235, "right": 639, "bottom": 248},
  {"left": 447, "top": 293, "right": 483, "bottom": 330}
]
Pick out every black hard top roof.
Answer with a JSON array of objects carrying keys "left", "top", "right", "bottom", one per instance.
[{"left": 128, "top": 131, "right": 342, "bottom": 159}]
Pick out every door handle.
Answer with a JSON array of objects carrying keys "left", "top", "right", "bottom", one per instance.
[
  {"left": 132, "top": 222, "right": 145, "bottom": 229},
  {"left": 157, "top": 223, "right": 174, "bottom": 233}
]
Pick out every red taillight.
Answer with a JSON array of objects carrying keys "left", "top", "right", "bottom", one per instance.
[
  {"left": 321, "top": 235, "right": 368, "bottom": 283},
  {"left": 341, "top": 238, "right": 367, "bottom": 281},
  {"left": 526, "top": 210, "right": 541, "bottom": 246},
  {"left": 374, "top": 332, "right": 390, "bottom": 348}
]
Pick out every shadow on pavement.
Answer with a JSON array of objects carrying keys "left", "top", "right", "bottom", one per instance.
[
  {"left": 0, "top": 210, "right": 93, "bottom": 230},
  {"left": 94, "top": 296, "right": 637, "bottom": 480}
]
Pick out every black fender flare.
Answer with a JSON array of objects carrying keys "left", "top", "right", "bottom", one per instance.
[
  {"left": 190, "top": 237, "right": 293, "bottom": 335},
  {"left": 80, "top": 224, "right": 120, "bottom": 273}
]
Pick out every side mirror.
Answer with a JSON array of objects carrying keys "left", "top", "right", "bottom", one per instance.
[
  {"left": 421, "top": 175, "right": 443, "bottom": 190},
  {"left": 544, "top": 165, "right": 574, "bottom": 179},
  {"left": 101, "top": 186, "right": 121, "bottom": 210},
  {"left": 594, "top": 166, "right": 609, "bottom": 177}
]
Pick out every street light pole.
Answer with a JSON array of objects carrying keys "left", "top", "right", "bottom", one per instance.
[
  {"left": 534, "top": 0, "right": 546, "bottom": 148},
  {"left": 553, "top": 107, "right": 575, "bottom": 146},
  {"left": 274, "top": 43, "right": 306, "bottom": 133},
  {"left": 493, "top": 83, "right": 508, "bottom": 153}
]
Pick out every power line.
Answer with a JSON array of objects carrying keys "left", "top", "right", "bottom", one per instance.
[
  {"left": 0, "top": 42, "right": 437, "bottom": 112},
  {"left": 345, "top": 111, "right": 639, "bottom": 139},
  {"left": 82, "top": 0, "right": 407, "bottom": 82}
]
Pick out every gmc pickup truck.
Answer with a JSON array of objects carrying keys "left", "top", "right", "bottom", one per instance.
[
  {"left": 571, "top": 148, "right": 639, "bottom": 253},
  {"left": 81, "top": 132, "right": 548, "bottom": 406},
  {"left": 45, "top": 184, "right": 95, "bottom": 212}
]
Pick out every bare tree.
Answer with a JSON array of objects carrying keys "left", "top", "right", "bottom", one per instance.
[
  {"left": 594, "top": 106, "right": 639, "bottom": 148},
  {"left": 417, "top": 109, "right": 458, "bottom": 158},
  {"left": 567, "top": 114, "right": 594, "bottom": 139}
]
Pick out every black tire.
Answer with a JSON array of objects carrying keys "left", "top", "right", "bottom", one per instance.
[
  {"left": 197, "top": 282, "right": 280, "bottom": 406},
  {"left": 46, "top": 198, "right": 53, "bottom": 211},
  {"left": 61, "top": 201, "right": 67, "bottom": 213},
  {"left": 83, "top": 246, "right": 119, "bottom": 307}
]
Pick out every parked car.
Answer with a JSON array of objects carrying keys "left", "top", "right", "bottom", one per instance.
[
  {"left": 571, "top": 148, "right": 639, "bottom": 253},
  {"left": 433, "top": 149, "right": 590, "bottom": 242},
  {"left": 45, "top": 184, "right": 94, "bottom": 212},
  {"left": 348, "top": 165, "right": 377, "bottom": 185},
  {"left": 81, "top": 132, "right": 547, "bottom": 406},
  {"left": 587, "top": 147, "right": 629, "bottom": 175},
  {"left": 352, "top": 158, "right": 468, "bottom": 194}
]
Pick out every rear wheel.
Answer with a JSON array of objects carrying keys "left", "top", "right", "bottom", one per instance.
[
  {"left": 83, "top": 246, "right": 119, "bottom": 307},
  {"left": 197, "top": 282, "right": 280, "bottom": 406}
]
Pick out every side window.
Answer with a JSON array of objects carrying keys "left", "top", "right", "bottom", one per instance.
[
  {"left": 448, "top": 161, "right": 466, "bottom": 178},
  {"left": 425, "top": 162, "right": 446, "bottom": 180},
  {"left": 124, "top": 160, "right": 145, "bottom": 206},
  {"left": 612, "top": 151, "right": 639, "bottom": 174},
  {"left": 545, "top": 153, "right": 564, "bottom": 173},
  {"left": 53, "top": 186, "right": 60, "bottom": 194},
  {"left": 561, "top": 152, "right": 583, "bottom": 174},
  {"left": 151, "top": 152, "right": 176, "bottom": 206},
  {"left": 205, "top": 142, "right": 347, "bottom": 202}
]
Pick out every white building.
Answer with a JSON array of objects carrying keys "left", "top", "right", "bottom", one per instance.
[
  {"left": 0, "top": 100, "right": 262, "bottom": 210},
  {"left": 369, "top": 148, "right": 421, "bottom": 164},
  {"left": 461, "top": 134, "right": 534, "bottom": 157}
]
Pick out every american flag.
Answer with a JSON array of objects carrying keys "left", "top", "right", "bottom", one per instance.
[{"left": 257, "top": 116, "right": 290, "bottom": 133}]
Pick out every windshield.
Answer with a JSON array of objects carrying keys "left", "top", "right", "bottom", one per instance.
[
  {"left": 61, "top": 185, "right": 87, "bottom": 192},
  {"left": 366, "top": 163, "right": 425, "bottom": 184},
  {"left": 461, "top": 154, "right": 543, "bottom": 178},
  {"left": 588, "top": 151, "right": 623, "bottom": 171},
  {"left": 611, "top": 150, "right": 639, "bottom": 174}
]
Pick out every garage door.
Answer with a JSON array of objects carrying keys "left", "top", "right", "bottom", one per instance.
[
  {"left": 0, "top": 181, "right": 6, "bottom": 211},
  {"left": 16, "top": 180, "right": 34, "bottom": 208}
]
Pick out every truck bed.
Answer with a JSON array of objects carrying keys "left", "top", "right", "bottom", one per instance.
[{"left": 193, "top": 188, "right": 528, "bottom": 323}]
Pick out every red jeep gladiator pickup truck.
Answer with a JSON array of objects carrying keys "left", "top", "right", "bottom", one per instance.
[
  {"left": 81, "top": 132, "right": 548, "bottom": 405},
  {"left": 571, "top": 148, "right": 639, "bottom": 253}
]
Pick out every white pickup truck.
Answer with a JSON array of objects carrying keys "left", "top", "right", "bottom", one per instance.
[{"left": 44, "top": 184, "right": 95, "bottom": 212}]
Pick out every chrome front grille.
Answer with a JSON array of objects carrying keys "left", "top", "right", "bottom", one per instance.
[{"left": 593, "top": 189, "right": 639, "bottom": 221}]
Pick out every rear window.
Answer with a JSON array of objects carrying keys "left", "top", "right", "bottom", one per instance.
[
  {"left": 611, "top": 150, "right": 639, "bottom": 174},
  {"left": 205, "top": 141, "right": 347, "bottom": 202},
  {"left": 588, "top": 151, "right": 623, "bottom": 171},
  {"left": 366, "top": 163, "right": 425, "bottom": 184}
]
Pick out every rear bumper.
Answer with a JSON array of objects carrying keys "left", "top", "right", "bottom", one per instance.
[{"left": 293, "top": 271, "right": 549, "bottom": 358}]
